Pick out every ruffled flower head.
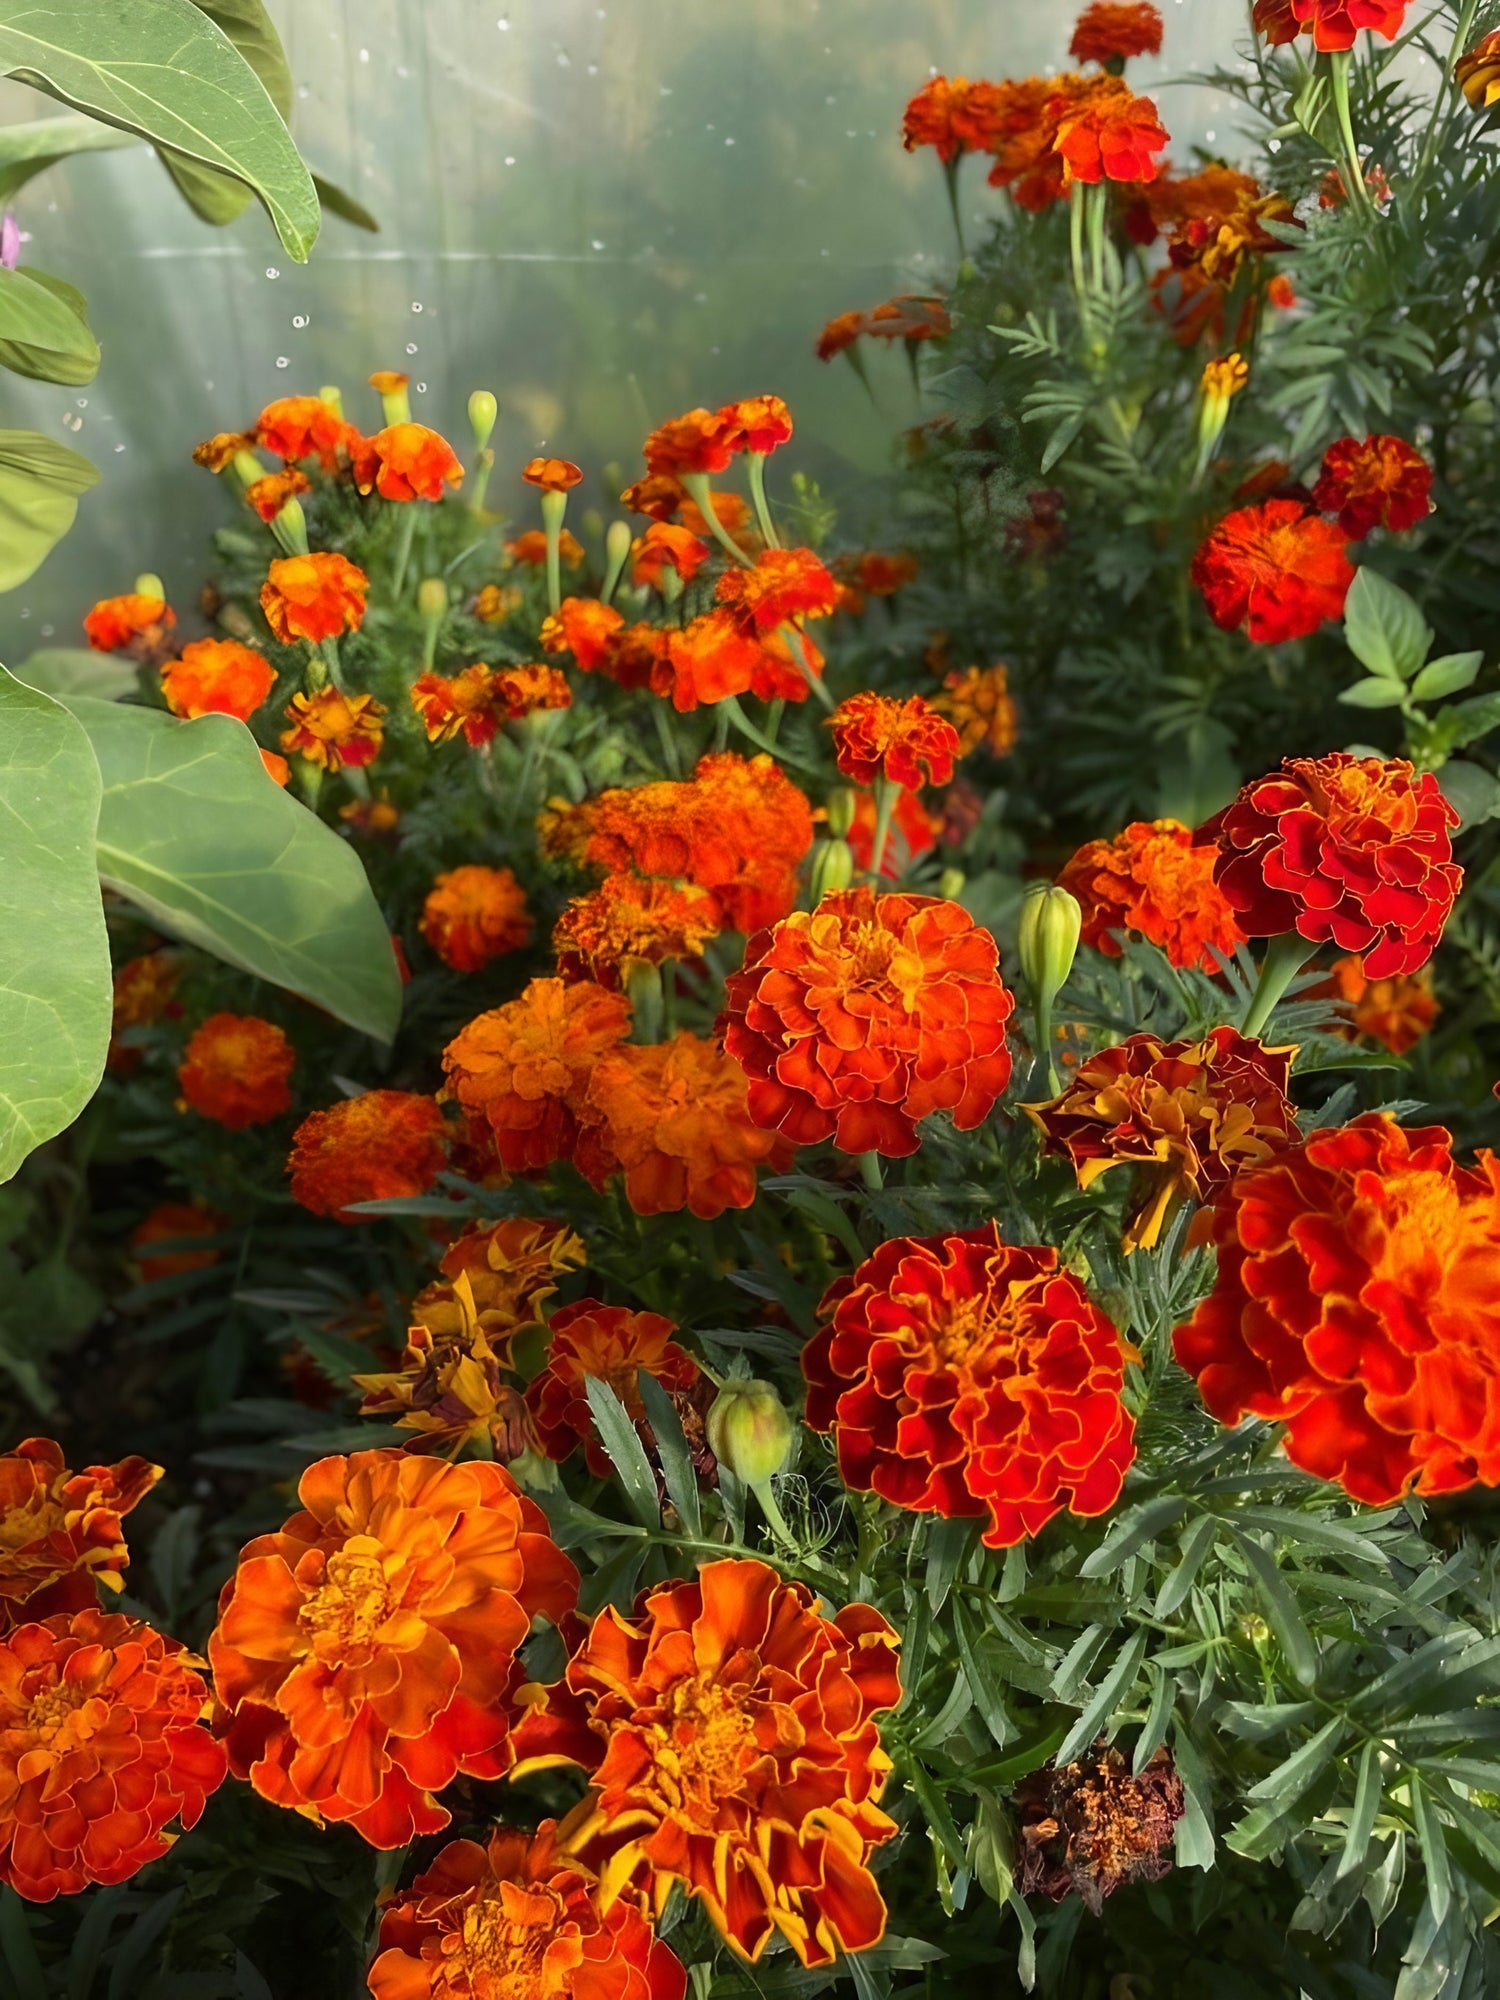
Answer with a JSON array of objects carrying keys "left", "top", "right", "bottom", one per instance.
[
  {"left": 411, "top": 663, "right": 512, "bottom": 747},
  {"left": 261, "top": 551, "right": 369, "bottom": 643},
  {"left": 1457, "top": 28, "right": 1500, "bottom": 109},
  {"left": 632, "top": 521, "right": 710, "bottom": 590},
  {"left": 1323, "top": 952, "right": 1438, "bottom": 1054},
  {"left": 1267, "top": 0, "right": 1411, "bottom": 53},
  {"left": 1192, "top": 499, "right": 1354, "bottom": 642},
  {"left": 719, "top": 394, "right": 794, "bottom": 454},
  {"left": 1059, "top": 818, "right": 1245, "bottom": 972},
  {"left": 1070, "top": 3, "right": 1165, "bottom": 64},
  {"left": 178, "top": 1012, "right": 294, "bottom": 1128},
  {"left": 934, "top": 663, "right": 1019, "bottom": 757},
  {"left": 715, "top": 548, "right": 839, "bottom": 630},
  {"left": 642, "top": 408, "right": 737, "bottom": 479},
  {"left": 255, "top": 395, "right": 352, "bottom": 470},
  {"left": 0, "top": 1439, "right": 161, "bottom": 1628},
  {"left": 245, "top": 467, "right": 310, "bottom": 523},
  {"left": 1311, "top": 433, "right": 1433, "bottom": 538},
  {"left": 288, "top": 1090, "right": 450, "bottom": 1222},
  {"left": 130, "top": 1200, "right": 225, "bottom": 1283},
  {"left": 901, "top": 76, "right": 1007, "bottom": 162},
  {"left": 526, "top": 1300, "right": 701, "bottom": 1475},
  {"left": 412, "top": 1216, "right": 586, "bottom": 1347},
  {"left": 160, "top": 637, "right": 276, "bottom": 722},
  {"left": 1052, "top": 75, "right": 1169, "bottom": 186},
  {"left": 421, "top": 865, "right": 533, "bottom": 973},
  {"left": 356, "top": 1279, "right": 538, "bottom": 1461},
  {"left": 280, "top": 687, "right": 385, "bottom": 771},
  {"left": 522, "top": 456, "right": 583, "bottom": 492},
  {"left": 507, "top": 526, "right": 585, "bottom": 568},
  {"left": 829, "top": 691, "right": 961, "bottom": 789},
  {"left": 352, "top": 423, "right": 464, "bottom": 502},
  {"left": 553, "top": 876, "right": 721, "bottom": 989},
  {"left": 84, "top": 592, "right": 175, "bottom": 654}
]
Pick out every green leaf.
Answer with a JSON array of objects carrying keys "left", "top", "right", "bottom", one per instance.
[
  {"left": 0, "top": 0, "right": 319, "bottom": 261},
  {"left": 1411, "top": 1780, "right": 1453, "bottom": 1929},
  {"left": 1410, "top": 652, "right": 1483, "bottom": 703},
  {"left": 105, "top": 1887, "right": 184, "bottom": 2000},
  {"left": 163, "top": 0, "right": 291, "bottom": 224},
  {"left": 1077, "top": 1494, "right": 1187, "bottom": 1577},
  {"left": 1337, "top": 1740, "right": 1384, "bottom": 1880},
  {"left": 0, "top": 669, "right": 109, "bottom": 1183},
  {"left": 1339, "top": 676, "right": 1408, "bottom": 710},
  {"left": 582, "top": 1376, "right": 662, "bottom": 1531},
  {"left": 1437, "top": 690, "right": 1500, "bottom": 752},
  {"left": 10, "top": 647, "right": 131, "bottom": 700},
  {"left": 636, "top": 1370, "right": 701, "bottom": 1538},
  {"left": 1172, "top": 1723, "right": 1216, "bottom": 1868},
  {"left": 1054, "top": 1627, "right": 1149, "bottom": 1767},
  {"left": 313, "top": 170, "right": 380, "bottom": 233},
  {"left": 1132, "top": 1665, "right": 1174, "bottom": 1775},
  {"left": 0, "top": 264, "right": 98, "bottom": 383},
  {"left": 953, "top": 1598, "right": 1013, "bottom": 1747},
  {"left": 925, "top": 1514, "right": 977, "bottom": 1614},
  {"left": 63, "top": 699, "right": 401, "bottom": 1041},
  {"left": 1153, "top": 1513, "right": 1219, "bottom": 1619},
  {"left": 1230, "top": 1531, "right": 1318, "bottom": 1688},
  {"left": 0, "top": 1888, "right": 46, "bottom": 2000},
  {"left": 1343, "top": 567, "right": 1433, "bottom": 682},
  {"left": 0, "top": 112, "right": 135, "bottom": 203},
  {"left": 65, "top": 1885, "right": 124, "bottom": 2000},
  {"left": 1437, "top": 760, "right": 1500, "bottom": 829},
  {"left": 1244, "top": 1716, "right": 1345, "bottom": 1803},
  {"left": 0, "top": 428, "right": 98, "bottom": 590}
]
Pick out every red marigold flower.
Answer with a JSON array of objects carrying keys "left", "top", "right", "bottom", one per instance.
[
  {"left": 369, "top": 1820, "right": 687, "bottom": 2000},
  {"left": 632, "top": 521, "right": 710, "bottom": 590},
  {"left": 526, "top": 1300, "right": 701, "bottom": 1475},
  {"left": 828, "top": 691, "right": 961, "bottom": 790},
  {"left": 715, "top": 548, "right": 839, "bottom": 630},
  {"left": 209, "top": 1451, "right": 577, "bottom": 1847},
  {"left": 288, "top": 1090, "right": 450, "bottom": 1222},
  {"left": 0, "top": 1440, "right": 161, "bottom": 1628},
  {"left": 717, "top": 393, "right": 794, "bottom": 455},
  {"left": 1283, "top": 0, "right": 1411, "bottom": 53},
  {"left": 817, "top": 309, "right": 868, "bottom": 361},
  {"left": 421, "top": 865, "right": 533, "bottom": 973},
  {"left": 1197, "top": 752, "right": 1462, "bottom": 977},
  {"left": 497, "top": 663, "right": 572, "bottom": 718},
  {"left": 804, "top": 1225, "right": 1135, "bottom": 1543},
  {"left": 352, "top": 424, "right": 464, "bottom": 502},
  {"left": 107, "top": 950, "right": 179, "bottom": 1072},
  {"left": 410, "top": 663, "right": 510, "bottom": 748},
  {"left": 0, "top": 1609, "right": 226, "bottom": 1899},
  {"left": 178, "top": 1012, "right": 294, "bottom": 1129},
  {"left": 651, "top": 610, "right": 762, "bottom": 712},
  {"left": 553, "top": 876, "right": 721, "bottom": 989},
  {"left": 1322, "top": 952, "right": 1438, "bottom": 1054},
  {"left": 1025, "top": 1027, "right": 1298, "bottom": 1251},
  {"left": 1192, "top": 499, "right": 1354, "bottom": 642},
  {"left": 901, "top": 75, "right": 1007, "bottom": 162},
  {"left": 1070, "top": 2, "right": 1165, "bottom": 64},
  {"left": 129, "top": 1201, "right": 225, "bottom": 1285},
  {"left": 577, "top": 1033, "right": 794, "bottom": 1219},
  {"left": 540, "top": 596, "right": 627, "bottom": 674},
  {"left": 83, "top": 592, "right": 175, "bottom": 653},
  {"left": 1052, "top": 75, "right": 1169, "bottom": 186},
  {"left": 441, "top": 976, "right": 632, "bottom": 1174},
  {"left": 721, "top": 888, "right": 1015, "bottom": 1157},
  {"left": 642, "top": 409, "right": 737, "bottom": 479},
  {"left": 244, "top": 466, "right": 311, "bottom": 523},
  {"left": 509, "top": 1560, "right": 901, "bottom": 1966},
  {"left": 160, "top": 637, "right": 276, "bottom": 723},
  {"left": 522, "top": 456, "right": 584, "bottom": 492},
  {"left": 850, "top": 551, "right": 919, "bottom": 595},
  {"left": 255, "top": 395, "right": 353, "bottom": 470},
  {"left": 1311, "top": 433, "right": 1433, "bottom": 538},
  {"left": 1253, "top": 0, "right": 1301, "bottom": 41},
  {"left": 261, "top": 551, "right": 369, "bottom": 644},
  {"left": 280, "top": 688, "right": 386, "bottom": 772},
  {"left": 846, "top": 787, "right": 939, "bottom": 879},
  {"left": 1174, "top": 1114, "right": 1500, "bottom": 1502},
  {"left": 1059, "top": 818, "right": 1245, "bottom": 973},
  {"left": 934, "top": 663, "right": 1019, "bottom": 757},
  {"left": 507, "top": 526, "right": 585, "bottom": 568},
  {"left": 1457, "top": 28, "right": 1500, "bottom": 109}
]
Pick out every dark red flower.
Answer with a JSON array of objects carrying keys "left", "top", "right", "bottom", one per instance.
[
  {"left": 1311, "top": 434, "right": 1433, "bottom": 539},
  {"left": 1192, "top": 500, "right": 1354, "bottom": 643}
]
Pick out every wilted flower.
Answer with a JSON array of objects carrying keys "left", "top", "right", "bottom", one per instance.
[
  {"left": 0, "top": 1439, "right": 161, "bottom": 1628},
  {"left": 287, "top": 1090, "right": 450, "bottom": 1221},
  {"left": 413, "top": 1216, "right": 587, "bottom": 1345},
  {"left": 420, "top": 865, "right": 533, "bottom": 973},
  {"left": 177, "top": 1013, "right": 294, "bottom": 1128},
  {"left": 1015, "top": 1744, "right": 1185, "bottom": 1911},
  {"left": 355, "top": 1277, "right": 537, "bottom": 1459},
  {"left": 160, "top": 637, "right": 276, "bottom": 722},
  {"left": 261, "top": 551, "right": 369, "bottom": 644},
  {"left": 280, "top": 688, "right": 386, "bottom": 771},
  {"left": 244, "top": 466, "right": 311, "bottom": 523}
]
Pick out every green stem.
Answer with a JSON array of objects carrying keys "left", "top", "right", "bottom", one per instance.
[
  {"left": 1087, "top": 181, "right": 1107, "bottom": 291},
  {"left": 1069, "top": 182, "right": 1091, "bottom": 324},
  {"left": 781, "top": 622, "right": 836, "bottom": 712},
  {"left": 1416, "top": 0, "right": 1481, "bottom": 182},
  {"left": 541, "top": 488, "right": 568, "bottom": 616},
  {"left": 468, "top": 449, "right": 494, "bottom": 518},
  {"left": 868, "top": 776, "right": 899, "bottom": 883},
  {"left": 943, "top": 157, "right": 968, "bottom": 260},
  {"left": 752, "top": 1480, "right": 800, "bottom": 1553},
  {"left": 719, "top": 694, "right": 822, "bottom": 775},
  {"left": 1328, "top": 54, "right": 1373, "bottom": 215},
  {"left": 651, "top": 699, "right": 683, "bottom": 778},
  {"left": 681, "top": 471, "right": 754, "bottom": 565},
  {"left": 1240, "top": 932, "right": 1315, "bottom": 1041},
  {"left": 391, "top": 505, "right": 419, "bottom": 600},
  {"left": 1034, "top": 981, "right": 1060, "bottom": 1095},
  {"left": 746, "top": 453, "right": 781, "bottom": 549},
  {"left": 858, "top": 1152, "right": 884, "bottom": 1192}
]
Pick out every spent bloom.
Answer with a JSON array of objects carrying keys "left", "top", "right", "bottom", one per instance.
[
  {"left": 177, "top": 1013, "right": 294, "bottom": 1129},
  {"left": 160, "top": 638, "right": 276, "bottom": 723},
  {"left": 1059, "top": 818, "right": 1245, "bottom": 973},
  {"left": 420, "top": 864, "right": 533, "bottom": 973},
  {"left": 244, "top": 467, "right": 310, "bottom": 523},
  {"left": 0, "top": 1439, "right": 160, "bottom": 1629},
  {"left": 1016, "top": 1745, "right": 1185, "bottom": 1912},
  {"left": 287, "top": 1090, "right": 450, "bottom": 1222}
]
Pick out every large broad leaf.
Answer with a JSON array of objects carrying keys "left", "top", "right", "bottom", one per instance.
[
  {"left": 65, "top": 698, "right": 402, "bottom": 1042},
  {"left": 11, "top": 648, "right": 132, "bottom": 700},
  {"left": 0, "top": 113, "right": 134, "bottom": 203},
  {"left": 0, "top": 430, "right": 98, "bottom": 591},
  {"left": 0, "top": 668, "right": 111, "bottom": 1183},
  {"left": 0, "top": 266, "right": 98, "bottom": 385},
  {"left": 0, "top": 0, "right": 319, "bottom": 261},
  {"left": 164, "top": 0, "right": 292, "bottom": 226}
]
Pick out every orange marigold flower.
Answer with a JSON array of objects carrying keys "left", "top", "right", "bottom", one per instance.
[
  {"left": 578, "top": 1033, "right": 794, "bottom": 1219},
  {"left": 1311, "top": 433, "right": 1433, "bottom": 539},
  {"left": 541, "top": 596, "right": 627, "bottom": 673},
  {"left": 817, "top": 310, "right": 867, "bottom": 361},
  {"left": 619, "top": 473, "right": 689, "bottom": 520},
  {"left": 553, "top": 876, "right": 721, "bottom": 989},
  {"left": 1052, "top": 75, "right": 1169, "bottom": 186},
  {"left": 642, "top": 409, "right": 737, "bottom": 479},
  {"left": 209, "top": 1451, "right": 578, "bottom": 1847},
  {"left": 498, "top": 664, "right": 572, "bottom": 718},
  {"left": 1025, "top": 1026, "right": 1298, "bottom": 1251},
  {"left": 442, "top": 976, "right": 632, "bottom": 1174},
  {"left": 255, "top": 395, "right": 352, "bottom": 470},
  {"left": 421, "top": 865, "right": 533, "bottom": 973},
  {"left": 410, "top": 664, "right": 512, "bottom": 748},
  {"left": 352, "top": 424, "right": 464, "bottom": 503},
  {"left": 1323, "top": 952, "right": 1438, "bottom": 1055},
  {"left": 853, "top": 551, "right": 919, "bottom": 595},
  {"left": 192, "top": 430, "right": 253, "bottom": 472},
  {"left": 1278, "top": 0, "right": 1411, "bottom": 53},
  {"left": 632, "top": 521, "right": 710, "bottom": 590},
  {"left": 369, "top": 1820, "right": 688, "bottom": 2000},
  {"left": 1059, "top": 819, "right": 1244, "bottom": 973},
  {"left": 862, "top": 293, "right": 953, "bottom": 344},
  {"left": 356, "top": 1278, "right": 538, "bottom": 1461},
  {"left": 828, "top": 691, "right": 960, "bottom": 790},
  {"left": 0, "top": 1609, "right": 226, "bottom": 1899},
  {"left": 475, "top": 581, "right": 524, "bottom": 622},
  {"left": 1197, "top": 753, "right": 1462, "bottom": 978},
  {"left": 715, "top": 548, "right": 839, "bottom": 630},
  {"left": 107, "top": 949, "right": 179, "bottom": 1072},
  {"left": 1174, "top": 1114, "right": 1500, "bottom": 1502},
  {"left": 722, "top": 888, "right": 1015, "bottom": 1158},
  {"left": 1070, "top": 2, "right": 1165, "bottom": 64},
  {"left": 507, "top": 526, "right": 585, "bottom": 568},
  {"left": 178, "top": 1012, "right": 294, "bottom": 1128},
  {"left": 1192, "top": 499, "right": 1354, "bottom": 643},
  {"left": 129, "top": 1200, "right": 225, "bottom": 1285},
  {"left": 509, "top": 1560, "right": 901, "bottom": 1966},
  {"left": 0, "top": 1439, "right": 161, "bottom": 1628},
  {"left": 846, "top": 787, "right": 939, "bottom": 880},
  {"left": 288, "top": 1090, "right": 449, "bottom": 1222},
  {"left": 934, "top": 663, "right": 1019, "bottom": 757},
  {"left": 805, "top": 1224, "right": 1135, "bottom": 1543},
  {"left": 522, "top": 456, "right": 584, "bottom": 492},
  {"left": 244, "top": 466, "right": 311, "bottom": 524},
  {"left": 160, "top": 637, "right": 276, "bottom": 722},
  {"left": 985, "top": 76, "right": 1076, "bottom": 210},
  {"left": 1457, "top": 28, "right": 1500, "bottom": 109},
  {"left": 369, "top": 369, "right": 409, "bottom": 395},
  {"left": 653, "top": 609, "right": 763, "bottom": 712},
  {"left": 261, "top": 551, "right": 369, "bottom": 644},
  {"left": 414, "top": 1216, "right": 587, "bottom": 1346},
  {"left": 83, "top": 592, "right": 175, "bottom": 654},
  {"left": 526, "top": 1300, "right": 701, "bottom": 1474},
  {"left": 717, "top": 394, "right": 794, "bottom": 455},
  {"left": 281, "top": 687, "right": 385, "bottom": 772},
  {"left": 901, "top": 75, "right": 1007, "bottom": 162}
]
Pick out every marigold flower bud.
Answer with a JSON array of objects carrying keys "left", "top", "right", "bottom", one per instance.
[
  {"left": 603, "top": 518, "right": 633, "bottom": 601},
  {"left": 1196, "top": 352, "right": 1249, "bottom": 472},
  {"left": 468, "top": 389, "right": 498, "bottom": 450},
  {"left": 1018, "top": 883, "right": 1082, "bottom": 1009},
  {"left": 939, "top": 867, "right": 966, "bottom": 901},
  {"left": 135, "top": 571, "right": 165, "bottom": 601},
  {"left": 810, "top": 836, "right": 855, "bottom": 900},
  {"left": 706, "top": 1378, "right": 794, "bottom": 1487},
  {"left": 318, "top": 385, "right": 344, "bottom": 419},
  {"left": 826, "top": 786, "right": 858, "bottom": 838},
  {"left": 416, "top": 576, "right": 448, "bottom": 621}
]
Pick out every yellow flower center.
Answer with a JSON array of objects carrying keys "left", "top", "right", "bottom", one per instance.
[
  {"left": 298, "top": 1543, "right": 392, "bottom": 1657},
  {"left": 453, "top": 1881, "right": 580, "bottom": 2000},
  {"left": 23, "top": 1678, "right": 101, "bottom": 1759},
  {"left": 648, "top": 1673, "right": 760, "bottom": 1823}
]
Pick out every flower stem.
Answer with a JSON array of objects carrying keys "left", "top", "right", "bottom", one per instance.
[
  {"left": 540, "top": 488, "right": 568, "bottom": 616},
  {"left": 782, "top": 622, "right": 836, "bottom": 712},
  {"left": 858, "top": 1151, "right": 884, "bottom": 1192},
  {"left": 868, "top": 776, "right": 899, "bottom": 883},
  {"left": 746, "top": 453, "right": 781, "bottom": 549},
  {"left": 1240, "top": 931, "right": 1314, "bottom": 1041},
  {"left": 390, "top": 505, "right": 418, "bottom": 600},
  {"left": 681, "top": 471, "right": 754, "bottom": 565},
  {"left": 1328, "top": 54, "right": 1373, "bottom": 215},
  {"left": 1087, "top": 181, "right": 1107, "bottom": 291},
  {"left": 943, "top": 158, "right": 968, "bottom": 260},
  {"left": 1069, "top": 182, "right": 1091, "bottom": 321}
]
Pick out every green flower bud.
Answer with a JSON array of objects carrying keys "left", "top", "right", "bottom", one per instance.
[
  {"left": 274, "top": 498, "right": 309, "bottom": 556},
  {"left": 134, "top": 571, "right": 166, "bottom": 601},
  {"left": 1018, "top": 883, "right": 1081, "bottom": 1010},
  {"left": 319, "top": 384, "right": 345, "bottom": 420},
  {"left": 417, "top": 576, "right": 448, "bottom": 621},
  {"left": 602, "top": 520, "right": 633, "bottom": 605},
  {"left": 938, "top": 867, "right": 966, "bottom": 902},
  {"left": 706, "top": 1379, "right": 794, "bottom": 1487},
  {"left": 810, "top": 836, "right": 855, "bottom": 900},
  {"left": 467, "top": 389, "right": 498, "bottom": 451},
  {"left": 826, "top": 786, "right": 858, "bottom": 838}
]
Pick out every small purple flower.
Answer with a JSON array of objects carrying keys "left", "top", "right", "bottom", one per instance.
[{"left": 0, "top": 212, "right": 20, "bottom": 272}]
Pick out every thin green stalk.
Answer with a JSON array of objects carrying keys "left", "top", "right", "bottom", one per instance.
[
  {"left": 1328, "top": 54, "right": 1374, "bottom": 214},
  {"left": 858, "top": 1152, "right": 884, "bottom": 1192},
  {"left": 390, "top": 505, "right": 419, "bottom": 599},
  {"left": 868, "top": 776, "right": 899, "bottom": 883},
  {"left": 681, "top": 471, "right": 754, "bottom": 565},
  {"left": 652, "top": 699, "right": 683, "bottom": 778},
  {"left": 719, "top": 694, "right": 823, "bottom": 774},
  {"left": 541, "top": 487, "right": 568, "bottom": 616},
  {"left": 1240, "top": 932, "right": 1315, "bottom": 1040},
  {"left": 1069, "top": 182, "right": 1091, "bottom": 320},
  {"left": 1416, "top": 0, "right": 1482, "bottom": 182},
  {"left": 1087, "top": 181, "right": 1108, "bottom": 291},
  {"left": 943, "top": 157, "right": 968, "bottom": 260},
  {"left": 782, "top": 623, "right": 836, "bottom": 712},
  {"left": 746, "top": 452, "right": 781, "bottom": 548}
]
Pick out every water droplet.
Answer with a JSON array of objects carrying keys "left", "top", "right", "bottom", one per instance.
[
  {"left": 416, "top": 382, "right": 428, "bottom": 394},
  {"left": 411, "top": 301, "right": 424, "bottom": 313},
  {"left": 75, "top": 397, "right": 88, "bottom": 409},
  {"left": 266, "top": 267, "right": 280, "bottom": 280},
  {"left": 504, "top": 156, "right": 516, "bottom": 166},
  {"left": 497, "top": 14, "right": 509, "bottom": 26},
  {"left": 40, "top": 624, "right": 54, "bottom": 638},
  {"left": 587, "top": 62, "right": 598, "bottom": 75},
  {"left": 358, "top": 46, "right": 370, "bottom": 61},
  {"left": 556, "top": 49, "right": 571, "bottom": 66},
  {"left": 724, "top": 136, "right": 735, "bottom": 146},
  {"left": 405, "top": 342, "right": 419, "bottom": 355},
  {"left": 292, "top": 313, "right": 309, "bottom": 329},
  {"left": 276, "top": 355, "right": 290, "bottom": 368},
  {"left": 591, "top": 239, "right": 605, "bottom": 251},
  {"left": 114, "top": 443, "right": 126, "bottom": 453}
]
